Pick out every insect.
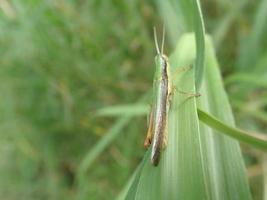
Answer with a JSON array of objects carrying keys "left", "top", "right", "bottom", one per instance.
[{"left": 144, "top": 27, "right": 172, "bottom": 166}]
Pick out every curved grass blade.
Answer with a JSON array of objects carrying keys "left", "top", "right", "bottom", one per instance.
[
  {"left": 197, "top": 108, "right": 267, "bottom": 151},
  {"left": 192, "top": 0, "right": 205, "bottom": 92}
]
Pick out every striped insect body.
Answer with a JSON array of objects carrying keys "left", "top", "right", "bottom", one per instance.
[{"left": 144, "top": 27, "right": 171, "bottom": 166}]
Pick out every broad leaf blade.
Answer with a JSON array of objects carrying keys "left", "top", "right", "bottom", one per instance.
[{"left": 125, "top": 34, "right": 252, "bottom": 200}]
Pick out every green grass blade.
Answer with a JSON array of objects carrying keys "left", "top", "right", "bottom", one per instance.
[
  {"left": 192, "top": 0, "right": 205, "bottom": 92},
  {"left": 77, "top": 117, "right": 131, "bottom": 180},
  {"left": 125, "top": 33, "right": 207, "bottom": 200},
  {"left": 96, "top": 104, "right": 149, "bottom": 117},
  {"left": 197, "top": 108, "right": 267, "bottom": 151}
]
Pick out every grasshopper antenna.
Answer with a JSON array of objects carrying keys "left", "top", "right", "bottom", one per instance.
[
  {"left": 161, "top": 25, "right": 165, "bottom": 54},
  {"left": 153, "top": 27, "right": 160, "bottom": 55}
]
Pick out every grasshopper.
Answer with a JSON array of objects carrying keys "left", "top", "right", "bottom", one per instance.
[
  {"left": 144, "top": 28, "right": 200, "bottom": 166},
  {"left": 144, "top": 27, "right": 172, "bottom": 166}
]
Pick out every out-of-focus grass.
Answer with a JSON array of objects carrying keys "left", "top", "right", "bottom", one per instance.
[
  {"left": 0, "top": 1, "right": 157, "bottom": 199},
  {"left": 0, "top": 0, "right": 267, "bottom": 199}
]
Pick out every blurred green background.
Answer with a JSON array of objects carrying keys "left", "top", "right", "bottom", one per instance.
[{"left": 0, "top": 0, "right": 267, "bottom": 199}]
